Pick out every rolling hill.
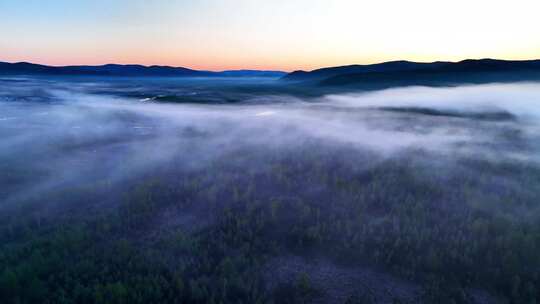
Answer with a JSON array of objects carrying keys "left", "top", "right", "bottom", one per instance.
[
  {"left": 283, "top": 59, "right": 540, "bottom": 87},
  {"left": 0, "top": 61, "right": 286, "bottom": 78}
]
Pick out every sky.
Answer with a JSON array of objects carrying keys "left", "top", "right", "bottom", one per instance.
[{"left": 1, "top": 0, "right": 539, "bottom": 71}]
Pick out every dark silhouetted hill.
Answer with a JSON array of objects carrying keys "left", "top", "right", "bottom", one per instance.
[
  {"left": 283, "top": 59, "right": 540, "bottom": 88},
  {"left": 0, "top": 61, "right": 286, "bottom": 77},
  {"left": 282, "top": 60, "right": 451, "bottom": 81}
]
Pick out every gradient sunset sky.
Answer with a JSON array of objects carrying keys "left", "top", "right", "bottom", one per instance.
[{"left": 1, "top": 0, "right": 539, "bottom": 71}]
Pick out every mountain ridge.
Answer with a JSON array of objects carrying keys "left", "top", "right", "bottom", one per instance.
[
  {"left": 0, "top": 61, "right": 286, "bottom": 78},
  {"left": 283, "top": 58, "right": 540, "bottom": 87}
]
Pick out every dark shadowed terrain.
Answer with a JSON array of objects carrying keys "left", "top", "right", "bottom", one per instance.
[
  {"left": 283, "top": 59, "right": 540, "bottom": 90},
  {"left": 1, "top": 75, "right": 540, "bottom": 303}
]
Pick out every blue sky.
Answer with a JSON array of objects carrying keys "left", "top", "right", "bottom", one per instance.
[{"left": 1, "top": 0, "right": 539, "bottom": 71}]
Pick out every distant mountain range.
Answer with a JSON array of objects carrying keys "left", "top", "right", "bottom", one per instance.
[
  {"left": 283, "top": 59, "right": 540, "bottom": 87},
  {"left": 3, "top": 59, "right": 540, "bottom": 88},
  {"left": 0, "top": 61, "right": 286, "bottom": 78}
]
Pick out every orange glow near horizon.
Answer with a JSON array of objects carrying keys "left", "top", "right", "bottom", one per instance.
[
  {"left": 3, "top": 52, "right": 540, "bottom": 73},
  {"left": 4, "top": 48, "right": 540, "bottom": 73}
]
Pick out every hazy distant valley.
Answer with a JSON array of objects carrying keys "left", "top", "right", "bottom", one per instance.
[{"left": 2, "top": 75, "right": 540, "bottom": 303}]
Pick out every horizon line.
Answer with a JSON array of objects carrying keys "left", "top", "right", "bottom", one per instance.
[{"left": 2, "top": 57, "right": 540, "bottom": 73}]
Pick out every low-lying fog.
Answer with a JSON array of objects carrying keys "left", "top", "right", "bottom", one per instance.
[
  {"left": 3, "top": 77, "right": 540, "bottom": 303},
  {"left": 1, "top": 78, "right": 540, "bottom": 218}
]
